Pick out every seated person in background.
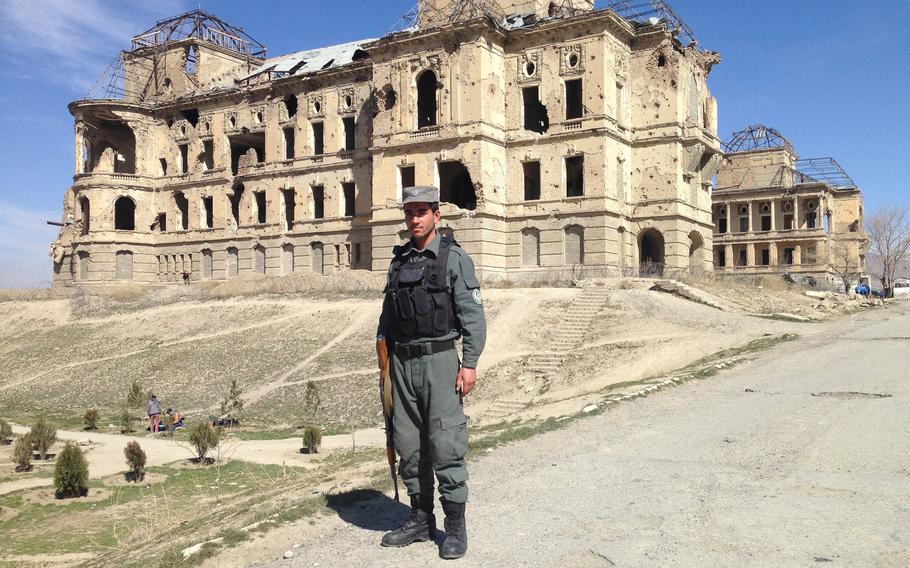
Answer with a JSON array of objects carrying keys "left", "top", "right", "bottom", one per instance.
[{"left": 165, "top": 408, "right": 185, "bottom": 430}]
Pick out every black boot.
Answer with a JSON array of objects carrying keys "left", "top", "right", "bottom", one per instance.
[
  {"left": 439, "top": 501, "right": 467, "bottom": 559},
  {"left": 381, "top": 495, "right": 436, "bottom": 547}
]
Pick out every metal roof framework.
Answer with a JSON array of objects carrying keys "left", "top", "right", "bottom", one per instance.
[
  {"left": 605, "top": 0, "right": 697, "bottom": 46},
  {"left": 130, "top": 10, "right": 266, "bottom": 58},
  {"left": 722, "top": 124, "right": 794, "bottom": 154},
  {"left": 795, "top": 158, "right": 856, "bottom": 189}
]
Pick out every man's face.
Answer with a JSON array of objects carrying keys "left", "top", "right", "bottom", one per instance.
[{"left": 404, "top": 202, "right": 440, "bottom": 240}]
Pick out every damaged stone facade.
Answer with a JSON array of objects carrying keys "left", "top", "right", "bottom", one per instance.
[
  {"left": 51, "top": 2, "right": 721, "bottom": 285},
  {"left": 712, "top": 125, "right": 868, "bottom": 288}
]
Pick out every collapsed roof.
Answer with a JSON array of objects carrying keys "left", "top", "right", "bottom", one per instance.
[{"left": 238, "top": 40, "right": 374, "bottom": 83}]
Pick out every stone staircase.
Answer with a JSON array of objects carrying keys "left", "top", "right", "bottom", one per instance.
[{"left": 484, "top": 287, "right": 612, "bottom": 420}]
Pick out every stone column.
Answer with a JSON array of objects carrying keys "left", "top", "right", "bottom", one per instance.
[
  {"left": 746, "top": 242, "right": 755, "bottom": 267},
  {"left": 770, "top": 199, "right": 777, "bottom": 232},
  {"left": 769, "top": 242, "right": 779, "bottom": 266},
  {"left": 75, "top": 123, "right": 86, "bottom": 174},
  {"left": 747, "top": 201, "right": 755, "bottom": 233},
  {"left": 794, "top": 244, "right": 802, "bottom": 265},
  {"left": 725, "top": 201, "right": 731, "bottom": 233},
  {"left": 794, "top": 198, "right": 801, "bottom": 230},
  {"left": 724, "top": 243, "right": 733, "bottom": 268}
]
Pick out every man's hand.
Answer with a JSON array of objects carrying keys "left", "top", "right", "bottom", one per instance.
[{"left": 456, "top": 367, "right": 477, "bottom": 396}]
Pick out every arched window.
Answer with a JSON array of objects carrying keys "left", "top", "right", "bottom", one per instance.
[
  {"left": 227, "top": 247, "right": 239, "bottom": 277},
  {"left": 522, "top": 228, "right": 540, "bottom": 267},
  {"left": 687, "top": 75, "right": 700, "bottom": 124},
  {"left": 417, "top": 70, "right": 438, "bottom": 128},
  {"left": 282, "top": 244, "right": 295, "bottom": 275},
  {"left": 115, "top": 250, "right": 133, "bottom": 280},
  {"left": 311, "top": 242, "right": 324, "bottom": 275},
  {"left": 254, "top": 245, "right": 266, "bottom": 274},
  {"left": 114, "top": 197, "right": 135, "bottom": 230},
  {"left": 565, "top": 225, "right": 584, "bottom": 265},
  {"left": 201, "top": 249, "right": 213, "bottom": 279}
]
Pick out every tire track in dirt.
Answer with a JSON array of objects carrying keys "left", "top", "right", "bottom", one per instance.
[{"left": 244, "top": 310, "right": 377, "bottom": 407}]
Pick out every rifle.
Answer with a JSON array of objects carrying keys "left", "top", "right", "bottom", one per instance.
[{"left": 376, "top": 337, "right": 399, "bottom": 502}]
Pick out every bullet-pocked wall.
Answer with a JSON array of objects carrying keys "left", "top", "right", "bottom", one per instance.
[{"left": 50, "top": 7, "right": 722, "bottom": 286}]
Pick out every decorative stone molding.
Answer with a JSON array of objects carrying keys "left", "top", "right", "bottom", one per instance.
[
  {"left": 560, "top": 44, "right": 585, "bottom": 76},
  {"left": 308, "top": 94, "right": 325, "bottom": 118},
  {"left": 338, "top": 87, "right": 356, "bottom": 114},
  {"left": 518, "top": 51, "right": 541, "bottom": 83}
]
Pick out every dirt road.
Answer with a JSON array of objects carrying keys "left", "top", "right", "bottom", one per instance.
[{"left": 261, "top": 302, "right": 910, "bottom": 567}]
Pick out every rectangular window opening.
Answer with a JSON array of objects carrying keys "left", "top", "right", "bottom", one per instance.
[
  {"left": 312, "top": 186, "right": 325, "bottom": 219},
  {"left": 282, "top": 189, "right": 295, "bottom": 229},
  {"left": 523, "top": 161, "right": 541, "bottom": 201},
  {"left": 179, "top": 144, "right": 189, "bottom": 174},
  {"left": 201, "top": 140, "right": 214, "bottom": 170},
  {"left": 254, "top": 191, "right": 267, "bottom": 224},
  {"left": 159, "top": 158, "right": 168, "bottom": 176},
  {"left": 760, "top": 248, "right": 770, "bottom": 266},
  {"left": 283, "top": 127, "right": 295, "bottom": 160},
  {"left": 202, "top": 196, "right": 214, "bottom": 229},
  {"left": 342, "top": 117, "right": 355, "bottom": 151},
  {"left": 717, "top": 247, "right": 726, "bottom": 267},
  {"left": 342, "top": 182, "right": 356, "bottom": 217},
  {"left": 739, "top": 217, "right": 749, "bottom": 233},
  {"left": 718, "top": 218, "right": 728, "bottom": 234},
  {"left": 400, "top": 165, "right": 415, "bottom": 191},
  {"left": 566, "top": 155, "right": 584, "bottom": 198},
  {"left": 312, "top": 122, "right": 324, "bottom": 155},
  {"left": 522, "top": 86, "right": 548, "bottom": 134},
  {"left": 565, "top": 79, "right": 583, "bottom": 120},
  {"left": 784, "top": 214, "right": 794, "bottom": 230},
  {"left": 761, "top": 216, "right": 771, "bottom": 231}
]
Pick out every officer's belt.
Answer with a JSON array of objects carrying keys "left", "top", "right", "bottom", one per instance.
[{"left": 394, "top": 340, "right": 455, "bottom": 358}]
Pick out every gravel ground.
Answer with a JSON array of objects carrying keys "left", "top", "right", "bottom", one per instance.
[{"left": 259, "top": 301, "right": 910, "bottom": 568}]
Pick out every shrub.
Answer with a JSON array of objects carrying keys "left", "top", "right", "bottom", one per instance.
[
  {"left": 13, "top": 435, "right": 32, "bottom": 472},
  {"left": 54, "top": 441, "right": 89, "bottom": 499},
  {"left": 303, "top": 381, "right": 321, "bottom": 426},
  {"left": 219, "top": 379, "right": 244, "bottom": 426},
  {"left": 121, "top": 408, "right": 135, "bottom": 433},
  {"left": 303, "top": 427, "right": 322, "bottom": 454},
  {"left": 124, "top": 441, "right": 147, "bottom": 481},
  {"left": 83, "top": 409, "right": 99, "bottom": 430},
  {"left": 29, "top": 419, "right": 57, "bottom": 461},
  {"left": 189, "top": 421, "right": 221, "bottom": 463},
  {"left": 0, "top": 419, "right": 12, "bottom": 445},
  {"left": 126, "top": 379, "right": 146, "bottom": 409}
]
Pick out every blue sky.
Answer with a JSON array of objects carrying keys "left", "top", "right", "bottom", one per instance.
[{"left": 0, "top": 0, "right": 907, "bottom": 288}]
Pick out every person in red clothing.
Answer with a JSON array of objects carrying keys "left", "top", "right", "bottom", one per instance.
[{"left": 147, "top": 395, "right": 162, "bottom": 434}]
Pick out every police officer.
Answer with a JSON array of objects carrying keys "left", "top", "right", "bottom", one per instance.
[{"left": 377, "top": 186, "right": 486, "bottom": 560}]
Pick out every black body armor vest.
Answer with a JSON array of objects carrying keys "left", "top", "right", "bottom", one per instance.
[{"left": 386, "top": 235, "right": 457, "bottom": 340}]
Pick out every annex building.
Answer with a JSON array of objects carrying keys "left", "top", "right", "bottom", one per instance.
[
  {"left": 50, "top": 0, "right": 723, "bottom": 285},
  {"left": 712, "top": 125, "right": 868, "bottom": 289}
]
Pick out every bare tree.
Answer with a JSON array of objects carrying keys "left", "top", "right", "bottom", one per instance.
[
  {"left": 866, "top": 205, "right": 910, "bottom": 297},
  {"left": 830, "top": 237, "right": 863, "bottom": 294}
]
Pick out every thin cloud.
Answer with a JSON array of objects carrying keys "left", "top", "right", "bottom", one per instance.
[
  {"left": 0, "top": 0, "right": 189, "bottom": 94},
  {"left": 0, "top": 199, "right": 60, "bottom": 288}
]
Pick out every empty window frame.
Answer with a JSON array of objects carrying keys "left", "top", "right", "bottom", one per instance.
[
  {"left": 342, "top": 117, "right": 355, "bottom": 151},
  {"left": 179, "top": 144, "right": 189, "bottom": 174},
  {"left": 342, "top": 182, "right": 356, "bottom": 217},
  {"left": 254, "top": 191, "right": 267, "bottom": 224},
  {"left": 761, "top": 215, "right": 772, "bottom": 232},
  {"left": 522, "top": 86, "right": 548, "bottom": 133},
  {"left": 760, "top": 248, "right": 770, "bottom": 266},
  {"left": 739, "top": 216, "right": 749, "bottom": 233},
  {"left": 417, "top": 70, "right": 438, "bottom": 128},
  {"left": 400, "top": 165, "right": 416, "bottom": 191},
  {"left": 312, "top": 122, "right": 324, "bottom": 155},
  {"left": 312, "top": 186, "right": 325, "bottom": 219},
  {"left": 283, "top": 127, "right": 295, "bottom": 160},
  {"left": 565, "top": 79, "right": 583, "bottom": 120},
  {"left": 783, "top": 247, "right": 795, "bottom": 265},
  {"left": 282, "top": 188, "right": 296, "bottom": 229},
  {"left": 716, "top": 247, "right": 726, "bottom": 267},
  {"left": 523, "top": 161, "right": 541, "bottom": 201},
  {"left": 202, "top": 196, "right": 214, "bottom": 229},
  {"left": 175, "top": 192, "right": 189, "bottom": 230},
  {"left": 201, "top": 140, "right": 214, "bottom": 170},
  {"left": 565, "top": 155, "right": 584, "bottom": 197}
]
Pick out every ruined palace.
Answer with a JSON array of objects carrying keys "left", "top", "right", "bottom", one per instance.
[
  {"left": 712, "top": 125, "right": 868, "bottom": 289},
  {"left": 50, "top": 0, "right": 722, "bottom": 285}
]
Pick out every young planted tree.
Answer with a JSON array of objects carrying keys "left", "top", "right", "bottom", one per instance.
[
  {"left": 126, "top": 379, "right": 146, "bottom": 409},
  {"left": 830, "top": 238, "right": 865, "bottom": 294},
  {"left": 54, "top": 441, "right": 89, "bottom": 499},
  {"left": 120, "top": 407, "right": 135, "bottom": 433},
  {"left": 124, "top": 441, "right": 147, "bottom": 481},
  {"left": 866, "top": 205, "right": 910, "bottom": 297},
  {"left": 188, "top": 421, "right": 221, "bottom": 464},
  {"left": 220, "top": 379, "right": 244, "bottom": 427},
  {"left": 0, "top": 419, "right": 12, "bottom": 445},
  {"left": 303, "top": 380, "right": 321, "bottom": 426},
  {"left": 13, "top": 435, "right": 32, "bottom": 472},
  {"left": 83, "top": 409, "right": 99, "bottom": 431},
  {"left": 302, "top": 427, "right": 322, "bottom": 454},
  {"left": 29, "top": 419, "right": 57, "bottom": 461}
]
